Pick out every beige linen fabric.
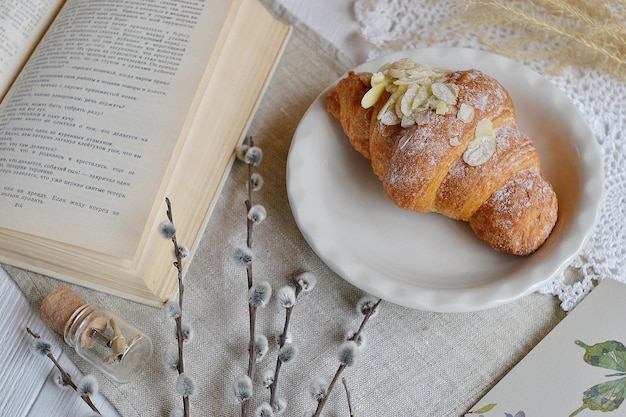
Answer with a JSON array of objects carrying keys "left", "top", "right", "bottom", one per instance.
[{"left": 7, "top": 10, "right": 566, "bottom": 416}]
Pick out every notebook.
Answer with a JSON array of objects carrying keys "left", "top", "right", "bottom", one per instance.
[{"left": 466, "top": 278, "right": 626, "bottom": 417}]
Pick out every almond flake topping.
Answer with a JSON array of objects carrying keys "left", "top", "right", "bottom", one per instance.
[
  {"left": 463, "top": 118, "right": 496, "bottom": 166},
  {"left": 457, "top": 103, "right": 475, "bottom": 123},
  {"left": 360, "top": 58, "right": 457, "bottom": 127}
]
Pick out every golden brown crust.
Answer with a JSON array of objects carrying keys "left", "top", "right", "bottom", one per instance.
[
  {"left": 378, "top": 70, "right": 517, "bottom": 213},
  {"left": 435, "top": 126, "right": 540, "bottom": 221},
  {"left": 325, "top": 67, "right": 558, "bottom": 256},
  {"left": 326, "top": 71, "right": 373, "bottom": 159},
  {"left": 469, "top": 168, "right": 558, "bottom": 255}
]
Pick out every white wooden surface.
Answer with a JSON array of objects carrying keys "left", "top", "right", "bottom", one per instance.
[{"left": 0, "top": 268, "right": 120, "bottom": 417}]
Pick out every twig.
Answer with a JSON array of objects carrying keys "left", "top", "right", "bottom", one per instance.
[
  {"left": 350, "top": 299, "right": 382, "bottom": 344},
  {"left": 312, "top": 298, "right": 382, "bottom": 417},
  {"left": 342, "top": 378, "right": 355, "bottom": 417},
  {"left": 242, "top": 197, "right": 256, "bottom": 417},
  {"left": 165, "top": 198, "right": 191, "bottom": 417},
  {"left": 269, "top": 286, "right": 302, "bottom": 408},
  {"left": 242, "top": 136, "right": 257, "bottom": 417},
  {"left": 26, "top": 327, "right": 101, "bottom": 415},
  {"left": 314, "top": 364, "right": 347, "bottom": 417},
  {"left": 234, "top": 137, "right": 272, "bottom": 415}
]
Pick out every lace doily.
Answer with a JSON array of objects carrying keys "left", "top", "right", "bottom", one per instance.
[{"left": 354, "top": 0, "right": 626, "bottom": 311}]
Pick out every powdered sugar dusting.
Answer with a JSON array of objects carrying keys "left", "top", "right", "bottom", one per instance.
[
  {"left": 383, "top": 69, "right": 514, "bottom": 205},
  {"left": 329, "top": 63, "right": 557, "bottom": 256},
  {"left": 471, "top": 167, "right": 558, "bottom": 255}
]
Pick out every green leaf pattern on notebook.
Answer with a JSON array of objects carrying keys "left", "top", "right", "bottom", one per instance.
[
  {"left": 467, "top": 403, "right": 525, "bottom": 416},
  {"left": 570, "top": 340, "right": 626, "bottom": 416},
  {"left": 470, "top": 403, "right": 497, "bottom": 414}
]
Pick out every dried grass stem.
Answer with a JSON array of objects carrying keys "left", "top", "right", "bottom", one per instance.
[{"left": 456, "top": 0, "right": 626, "bottom": 79}]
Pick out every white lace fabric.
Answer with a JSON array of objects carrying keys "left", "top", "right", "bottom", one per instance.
[{"left": 354, "top": 0, "right": 626, "bottom": 311}]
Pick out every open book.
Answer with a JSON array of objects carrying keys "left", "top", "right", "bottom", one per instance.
[{"left": 0, "top": 0, "right": 290, "bottom": 305}]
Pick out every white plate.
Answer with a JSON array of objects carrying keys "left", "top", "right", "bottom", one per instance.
[{"left": 286, "top": 47, "right": 604, "bottom": 312}]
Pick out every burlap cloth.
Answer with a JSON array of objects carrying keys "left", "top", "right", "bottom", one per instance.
[{"left": 6, "top": 3, "right": 566, "bottom": 415}]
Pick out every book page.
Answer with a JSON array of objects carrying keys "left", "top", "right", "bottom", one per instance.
[
  {"left": 0, "top": 0, "right": 64, "bottom": 99},
  {"left": 0, "top": 0, "right": 230, "bottom": 257}
]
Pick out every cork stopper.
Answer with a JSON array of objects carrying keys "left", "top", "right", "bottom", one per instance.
[{"left": 40, "top": 286, "right": 88, "bottom": 335}]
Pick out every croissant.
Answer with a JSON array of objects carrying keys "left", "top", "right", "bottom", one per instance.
[{"left": 326, "top": 58, "right": 558, "bottom": 256}]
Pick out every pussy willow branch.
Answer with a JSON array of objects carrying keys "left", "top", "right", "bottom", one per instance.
[
  {"left": 245, "top": 194, "right": 256, "bottom": 378},
  {"left": 242, "top": 136, "right": 257, "bottom": 417},
  {"left": 342, "top": 378, "right": 355, "bottom": 417},
  {"left": 315, "top": 364, "right": 347, "bottom": 417},
  {"left": 165, "top": 198, "right": 190, "bottom": 417},
  {"left": 312, "top": 299, "right": 382, "bottom": 417},
  {"left": 350, "top": 299, "right": 382, "bottom": 343},
  {"left": 269, "top": 285, "right": 303, "bottom": 408},
  {"left": 244, "top": 294, "right": 257, "bottom": 417},
  {"left": 26, "top": 327, "right": 101, "bottom": 415}
]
